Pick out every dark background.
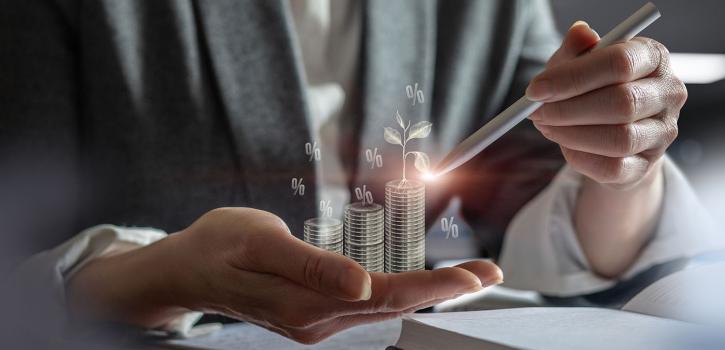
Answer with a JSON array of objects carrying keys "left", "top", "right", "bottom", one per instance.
[{"left": 428, "top": 0, "right": 725, "bottom": 263}]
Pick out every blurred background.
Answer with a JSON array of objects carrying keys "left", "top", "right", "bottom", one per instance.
[{"left": 428, "top": 0, "right": 725, "bottom": 264}]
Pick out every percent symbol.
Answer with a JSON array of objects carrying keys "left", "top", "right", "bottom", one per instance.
[
  {"left": 441, "top": 216, "right": 459, "bottom": 239},
  {"left": 319, "top": 200, "right": 332, "bottom": 217},
  {"left": 354, "top": 185, "right": 374, "bottom": 205},
  {"left": 365, "top": 148, "right": 383, "bottom": 169},
  {"left": 305, "top": 142, "right": 321, "bottom": 161},
  {"left": 291, "top": 178, "right": 305, "bottom": 196},
  {"left": 405, "top": 83, "right": 425, "bottom": 106}
]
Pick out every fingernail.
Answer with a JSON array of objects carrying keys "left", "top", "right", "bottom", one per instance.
[
  {"left": 571, "top": 20, "right": 599, "bottom": 39},
  {"left": 482, "top": 266, "right": 504, "bottom": 287},
  {"left": 526, "top": 78, "right": 553, "bottom": 101},
  {"left": 340, "top": 266, "right": 372, "bottom": 301},
  {"left": 483, "top": 276, "right": 504, "bottom": 288},
  {"left": 359, "top": 273, "right": 372, "bottom": 301},
  {"left": 570, "top": 20, "right": 589, "bottom": 30},
  {"left": 591, "top": 27, "right": 600, "bottom": 39}
]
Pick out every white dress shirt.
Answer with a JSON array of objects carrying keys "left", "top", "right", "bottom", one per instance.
[
  {"left": 8, "top": 0, "right": 725, "bottom": 338},
  {"left": 288, "top": 0, "right": 361, "bottom": 220}
]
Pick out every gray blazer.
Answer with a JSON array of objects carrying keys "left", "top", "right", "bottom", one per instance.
[{"left": 0, "top": 0, "right": 564, "bottom": 259}]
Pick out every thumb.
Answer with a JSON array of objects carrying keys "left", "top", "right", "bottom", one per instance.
[
  {"left": 546, "top": 20, "right": 600, "bottom": 68},
  {"left": 246, "top": 229, "right": 372, "bottom": 302}
]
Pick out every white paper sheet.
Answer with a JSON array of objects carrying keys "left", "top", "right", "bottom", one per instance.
[{"left": 400, "top": 307, "right": 704, "bottom": 350}]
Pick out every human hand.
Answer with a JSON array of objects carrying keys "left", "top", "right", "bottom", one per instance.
[
  {"left": 68, "top": 208, "right": 503, "bottom": 344},
  {"left": 527, "top": 21, "right": 687, "bottom": 189}
]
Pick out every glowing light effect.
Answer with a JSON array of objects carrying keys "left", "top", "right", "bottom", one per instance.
[{"left": 421, "top": 172, "right": 439, "bottom": 182}]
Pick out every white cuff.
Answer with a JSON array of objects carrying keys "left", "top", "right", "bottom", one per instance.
[
  {"left": 7, "top": 225, "right": 202, "bottom": 338},
  {"left": 498, "top": 156, "right": 725, "bottom": 297}
]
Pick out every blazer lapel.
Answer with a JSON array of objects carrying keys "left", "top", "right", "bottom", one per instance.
[
  {"left": 194, "top": 0, "right": 316, "bottom": 232},
  {"left": 355, "top": 0, "right": 437, "bottom": 203}
]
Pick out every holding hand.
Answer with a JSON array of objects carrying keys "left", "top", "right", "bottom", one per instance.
[
  {"left": 525, "top": 21, "right": 686, "bottom": 277},
  {"left": 528, "top": 21, "right": 686, "bottom": 189},
  {"left": 68, "top": 208, "right": 502, "bottom": 344}
]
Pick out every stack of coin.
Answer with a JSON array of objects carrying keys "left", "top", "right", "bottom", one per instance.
[
  {"left": 344, "top": 202, "right": 384, "bottom": 272},
  {"left": 384, "top": 179, "right": 426, "bottom": 273},
  {"left": 303, "top": 218, "right": 343, "bottom": 254}
]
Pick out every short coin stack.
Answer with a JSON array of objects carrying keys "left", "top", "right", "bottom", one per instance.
[
  {"left": 303, "top": 218, "right": 343, "bottom": 254},
  {"left": 385, "top": 179, "right": 426, "bottom": 273},
  {"left": 344, "top": 202, "right": 384, "bottom": 272}
]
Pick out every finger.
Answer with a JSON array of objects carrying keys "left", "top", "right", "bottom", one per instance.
[
  {"left": 531, "top": 78, "right": 672, "bottom": 126},
  {"left": 547, "top": 20, "right": 600, "bottom": 68},
  {"left": 560, "top": 146, "right": 652, "bottom": 185},
  {"left": 243, "top": 228, "right": 371, "bottom": 302},
  {"left": 221, "top": 267, "right": 472, "bottom": 333},
  {"left": 527, "top": 37, "right": 666, "bottom": 102},
  {"left": 354, "top": 260, "right": 502, "bottom": 313},
  {"left": 534, "top": 116, "right": 676, "bottom": 158},
  {"left": 452, "top": 260, "right": 504, "bottom": 287},
  {"left": 360, "top": 267, "right": 480, "bottom": 313},
  {"left": 234, "top": 261, "right": 501, "bottom": 330}
]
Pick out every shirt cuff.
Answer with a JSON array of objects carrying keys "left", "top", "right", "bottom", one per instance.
[
  {"left": 7, "top": 224, "right": 203, "bottom": 338},
  {"left": 498, "top": 156, "right": 725, "bottom": 297}
]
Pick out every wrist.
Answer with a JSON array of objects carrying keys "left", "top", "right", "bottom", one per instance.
[
  {"left": 66, "top": 233, "right": 191, "bottom": 328},
  {"left": 575, "top": 158, "right": 665, "bottom": 277},
  {"left": 583, "top": 157, "right": 664, "bottom": 193}
]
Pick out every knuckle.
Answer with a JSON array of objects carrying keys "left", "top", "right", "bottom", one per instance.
[
  {"left": 601, "top": 158, "right": 628, "bottom": 183},
  {"left": 367, "top": 277, "right": 394, "bottom": 312},
  {"left": 567, "top": 65, "right": 588, "bottom": 94},
  {"left": 613, "top": 84, "right": 640, "bottom": 120},
  {"left": 675, "top": 79, "right": 688, "bottom": 107},
  {"left": 238, "top": 230, "right": 263, "bottom": 267},
  {"left": 649, "top": 39, "right": 670, "bottom": 71},
  {"left": 303, "top": 253, "right": 326, "bottom": 291},
  {"left": 609, "top": 45, "right": 637, "bottom": 81},
  {"left": 205, "top": 207, "right": 236, "bottom": 222},
  {"left": 662, "top": 118, "right": 679, "bottom": 145},
  {"left": 549, "top": 101, "right": 567, "bottom": 123},
  {"left": 612, "top": 124, "right": 639, "bottom": 156}
]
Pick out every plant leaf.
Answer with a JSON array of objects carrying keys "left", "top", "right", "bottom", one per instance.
[
  {"left": 384, "top": 127, "right": 403, "bottom": 146},
  {"left": 407, "top": 121, "right": 432, "bottom": 141},
  {"left": 412, "top": 151, "right": 430, "bottom": 172},
  {"left": 395, "top": 110, "right": 405, "bottom": 129}
]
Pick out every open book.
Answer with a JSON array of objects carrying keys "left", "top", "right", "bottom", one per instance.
[
  {"left": 164, "top": 263, "right": 725, "bottom": 350},
  {"left": 394, "top": 262, "right": 725, "bottom": 350}
]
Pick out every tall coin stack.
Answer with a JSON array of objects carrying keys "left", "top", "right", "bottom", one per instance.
[
  {"left": 385, "top": 179, "right": 426, "bottom": 273},
  {"left": 303, "top": 218, "right": 343, "bottom": 254},
  {"left": 344, "top": 203, "right": 384, "bottom": 272}
]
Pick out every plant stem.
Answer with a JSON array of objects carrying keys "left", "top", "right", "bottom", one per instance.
[
  {"left": 401, "top": 123, "right": 409, "bottom": 181},
  {"left": 402, "top": 143, "right": 406, "bottom": 181}
]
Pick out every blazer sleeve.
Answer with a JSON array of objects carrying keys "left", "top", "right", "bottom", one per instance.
[
  {"left": 0, "top": 2, "right": 205, "bottom": 341},
  {"left": 0, "top": 0, "right": 82, "bottom": 256}
]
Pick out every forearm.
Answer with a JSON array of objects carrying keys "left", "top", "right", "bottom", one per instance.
[
  {"left": 574, "top": 159, "right": 665, "bottom": 278},
  {"left": 66, "top": 234, "right": 189, "bottom": 329}
]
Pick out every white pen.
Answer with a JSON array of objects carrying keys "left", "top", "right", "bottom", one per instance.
[{"left": 433, "top": 2, "right": 661, "bottom": 177}]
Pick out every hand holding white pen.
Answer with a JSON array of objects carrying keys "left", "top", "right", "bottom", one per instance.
[
  {"left": 527, "top": 19, "right": 686, "bottom": 189},
  {"left": 433, "top": 3, "right": 679, "bottom": 186}
]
